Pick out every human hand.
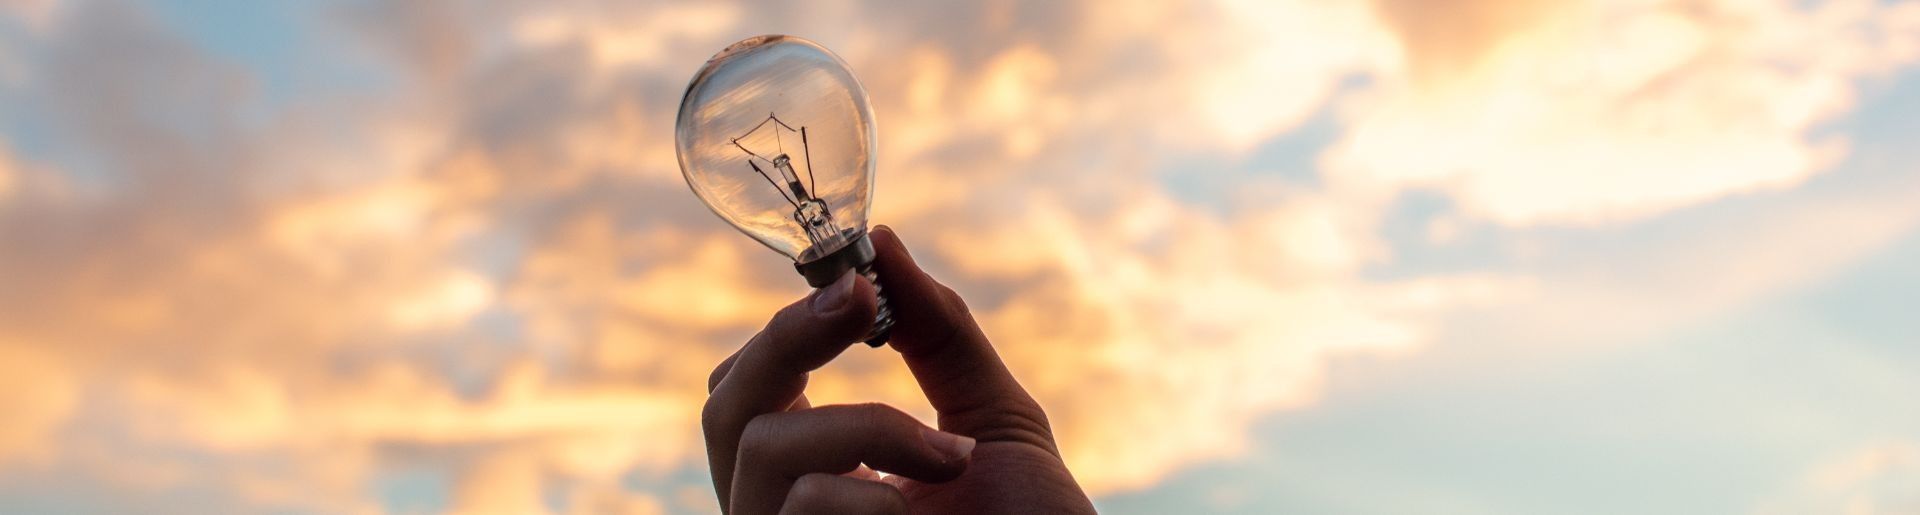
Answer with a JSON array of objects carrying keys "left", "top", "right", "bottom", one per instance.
[{"left": 702, "top": 226, "right": 1096, "bottom": 514}]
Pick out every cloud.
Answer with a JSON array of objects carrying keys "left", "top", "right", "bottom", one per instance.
[
  {"left": 1330, "top": 0, "right": 1920, "bottom": 225},
  {"left": 0, "top": 0, "right": 60, "bottom": 30},
  {"left": 0, "top": 342, "right": 77, "bottom": 466},
  {"left": 0, "top": 0, "right": 1915, "bottom": 512},
  {"left": 0, "top": 149, "right": 11, "bottom": 199},
  {"left": 921, "top": 194, "right": 1522, "bottom": 491},
  {"left": 0, "top": 0, "right": 764, "bottom": 509},
  {"left": 511, "top": 2, "right": 742, "bottom": 72},
  {"left": 1470, "top": 164, "right": 1920, "bottom": 355},
  {"left": 1758, "top": 441, "right": 1920, "bottom": 514}
]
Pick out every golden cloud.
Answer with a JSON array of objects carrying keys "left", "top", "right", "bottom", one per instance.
[{"left": 0, "top": 342, "right": 78, "bottom": 466}]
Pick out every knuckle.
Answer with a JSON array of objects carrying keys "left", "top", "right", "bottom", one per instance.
[
  {"left": 700, "top": 398, "right": 727, "bottom": 434},
  {"left": 915, "top": 284, "right": 973, "bottom": 337},
  {"left": 786, "top": 473, "right": 836, "bottom": 504},
  {"left": 706, "top": 360, "right": 733, "bottom": 393},
  {"left": 761, "top": 299, "right": 836, "bottom": 345},
  {"left": 936, "top": 283, "right": 969, "bottom": 311},
  {"left": 736, "top": 413, "right": 783, "bottom": 461},
  {"left": 1017, "top": 404, "right": 1056, "bottom": 438},
  {"left": 847, "top": 402, "right": 915, "bottom": 429},
  {"left": 708, "top": 346, "right": 751, "bottom": 394},
  {"left": 848, "top": 403, "right": 930, "bottom": 449},
  {"left": 772, "top": 297, "right": 815, "bottom": 325},
  {"left": 993, "top": 405, "right": 1064, "bottom": 455}
]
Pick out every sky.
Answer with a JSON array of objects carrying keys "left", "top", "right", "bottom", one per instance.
[{"left": 0, "top": 0, "right": 1917, "bottom": 513}]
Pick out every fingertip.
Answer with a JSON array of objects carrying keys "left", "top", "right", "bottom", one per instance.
[
  {"left": 831, "top": 271, "right": 881, "bottom": 341},
  {"left": 920, "top": 427, "right": 976, "bottom": 464},
  {"left": 759, "top": 271, "right": 880, "bottom": 361},
  {"left": 809, "top": 269, "right": 875, "bottom": 310},
  {"left": 849, "top": 266, "right": 875, "bottom": 291},
  {"left": 809, "top": 270, "right": 858, "bottom": 314},
  {"left": 870, "top": 225, "right": 905, "bottom": 259},
  {"left": 868, "top": 225, "right": 927, "bottom": 285},
  {"left": 851, "top": 270, "right": 878, "bottom": 307}
]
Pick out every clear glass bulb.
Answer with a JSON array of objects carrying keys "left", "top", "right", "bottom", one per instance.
[{"left": 675, "top": 35, "right": 892, "bottom": 345}]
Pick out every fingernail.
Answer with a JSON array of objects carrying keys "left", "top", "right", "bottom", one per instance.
[
  {"left": 811, "top": 271, "right": 854, "bottom": 314},
  {"left": 921, "top": 427, "right": 975, "bottom": 462}
]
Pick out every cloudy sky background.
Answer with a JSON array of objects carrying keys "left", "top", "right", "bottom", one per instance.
[{"left": 1, "top": 0, "right": 1917, "bottom": 513}]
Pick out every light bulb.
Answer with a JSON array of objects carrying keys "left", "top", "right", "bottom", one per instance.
[{"left": 675, "top": 35, "right": 893, "bottom": 346}]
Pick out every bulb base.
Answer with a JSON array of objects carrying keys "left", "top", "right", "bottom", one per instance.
[
  {"left": 795, "top": 229, "right": 894, "bottom": 347},
  {"left": 857, "top": 263, "right": 895, "bottom": 348}
]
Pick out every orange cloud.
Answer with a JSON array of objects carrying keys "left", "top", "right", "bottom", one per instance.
[
  {"left": 0, "top": 149, "right": 14, "bottom": 199},
  {"left": 0, "top": 342, "right": 77, "bottom": 466}
]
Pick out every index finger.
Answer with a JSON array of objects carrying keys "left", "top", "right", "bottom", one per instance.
[
  {"left": 703, "top": 271, "right": 878, "bottom": 510},
  {"left": 867, "top": 226, "right": 1056, "bottom": 450}
]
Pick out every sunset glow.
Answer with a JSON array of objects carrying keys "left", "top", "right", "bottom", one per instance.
[{"left": 2, "top": 1, "right": 1918, "bottom": 513}]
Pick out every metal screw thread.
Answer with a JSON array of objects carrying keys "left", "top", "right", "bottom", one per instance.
[{"left": 860, "top": 263, "right": 895, "bottom": 347}]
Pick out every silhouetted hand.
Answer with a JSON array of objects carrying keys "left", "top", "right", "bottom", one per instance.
[{"left": 702, "top": 226, "right": 1096, "bottom": 515}]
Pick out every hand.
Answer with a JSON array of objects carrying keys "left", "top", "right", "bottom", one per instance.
[{"left": 702, "top": 226, "right": 1096, "bottom": 515}]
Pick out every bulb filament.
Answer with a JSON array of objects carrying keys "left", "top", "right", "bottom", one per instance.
[{"left": 731, "top": 113, "right": 846, "bottom": 250}]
